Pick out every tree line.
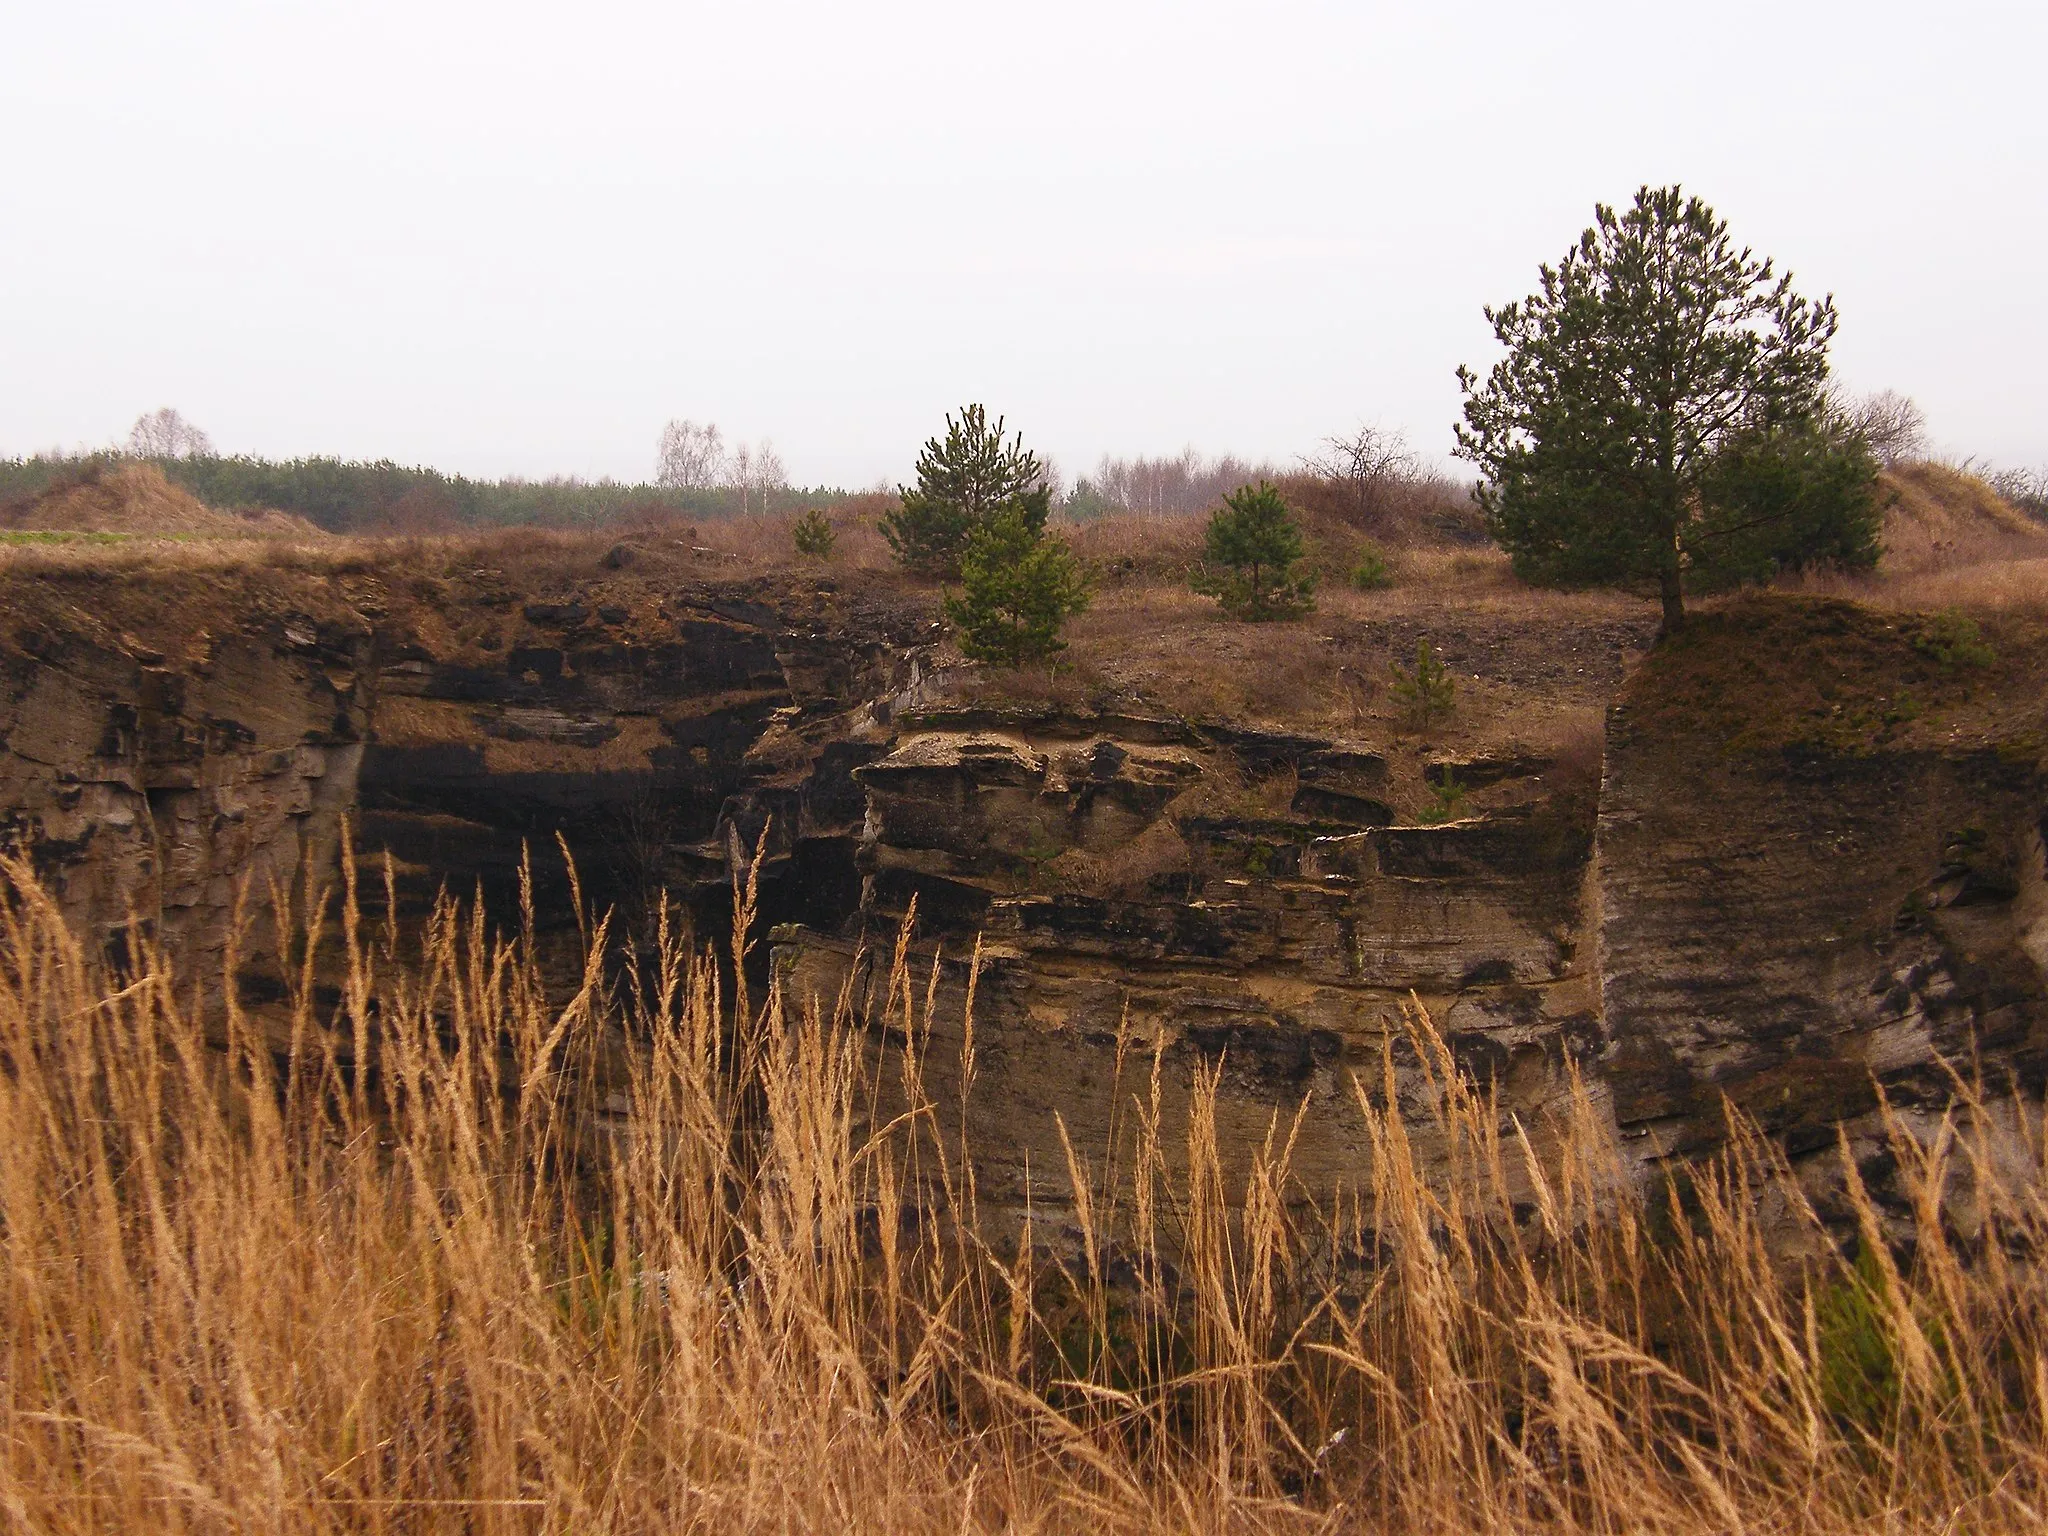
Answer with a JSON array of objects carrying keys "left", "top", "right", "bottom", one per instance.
[{"left": 0, "top": 440, "right": 859, "bottom": 534}]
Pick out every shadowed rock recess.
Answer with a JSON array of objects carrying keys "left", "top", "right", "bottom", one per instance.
[{"left": 3, "top": 565, "right": 2043, "bottom": 1241}]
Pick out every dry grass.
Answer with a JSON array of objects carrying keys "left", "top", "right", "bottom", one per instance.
[
  {"left": 0, "top": 463, "right": 320, "bottom": 540},
  {"left": 1879, "top": 462, "right": 2048, "bottom": 572},
  {"left": 1771, "top": 461, "right": 2048, "bottom": 623},
  {"left": 6, "top": 852, "right": 2048, "bottom": 1531}
]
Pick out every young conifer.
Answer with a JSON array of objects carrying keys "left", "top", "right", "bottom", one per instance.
[
  {"left": 1191, "top": 481, "right": 1315, "bottom": 620},
  {"left": 791, "top": 507, "right": 835, "bottom": 559},
  {"left": 883, "top": 404, "right": 1048, "bottom": 578},
  {"left": 943, "top": 507, "right": 1091, "bottom": 667}
]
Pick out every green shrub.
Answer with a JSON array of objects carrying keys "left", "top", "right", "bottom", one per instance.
[
  {"left": 1912, "top": 608, "right": 1995, "bottom": 671},
  {"left": 791, "top": 508, "right": 835, "bottom": 559},
  {"left": 1351, "top": 546, "right": 1392, "bottom": 590},
  {"left": 1391, "top": 639, "right": 1456, "bottom": 729},
  {"left": 1813, "top": 1244, "right": 1957, "bottom": 1441},
  {"left": 1418, "top": 770, "right": 1467, "bottom": 824},
  {"left": 944, "top": 507, "right": 1091, "bottom": 668},
  {"left": 1190, "top": 481, "right": 1315, "bottom": 621}
]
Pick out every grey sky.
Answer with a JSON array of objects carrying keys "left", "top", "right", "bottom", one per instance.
[{"left": 5, "top": 1, "right": 2043, "bottom": 488}]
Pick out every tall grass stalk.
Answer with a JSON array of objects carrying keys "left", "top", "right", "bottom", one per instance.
[{"left": 3, "top": 851, "right": 2047, "bottom": 1531}]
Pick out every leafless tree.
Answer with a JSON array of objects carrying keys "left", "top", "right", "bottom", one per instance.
[
  {"left": 1037, "top": 454, "right": 1068, "bottom": 507},
  {"left": 1842, "top": 390, "right": 1928, "bottom": 468},
  {"left": 126, "top": 407, "right": 213, "bottom": 459},
  {"left": 725, "top": 439, "right": 789, "bottom": 515},
  {"left": 656, "top": 419, "right": 727, "bottom": 489},
  {"left": 1987, "top": 465, "right": 2048, "bottom": 521},
  {"left": 1085, "top": 448, "right": 1279, "bottom": 516},
  {"left": 747, "top": 440, "right": 787, "bottom": 514},
  {"left": 1302, "top": 424, "right": 1417, "bottom": 528}
]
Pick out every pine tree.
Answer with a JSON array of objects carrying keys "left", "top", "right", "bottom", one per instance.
[
  {"left": 944, "top": 507, "right": 1091, "bottom": 667},
  {"left": 791, "top": 507, "right": 836, "bottom": 559},
  {"left": 1691, "top": 415, "right": 1883, "bottom": 586},
  {"left": 1456, "top": 185, "right": 1842, "bottom": 634},
  {"left": 1191, "top": 481, "right": 1315, "bottom": 620},
  {"left": 883, "top": 404, "right": 1048, "bottom": 578}
]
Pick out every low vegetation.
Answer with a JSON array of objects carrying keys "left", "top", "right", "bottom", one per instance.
[
  {"left": 1389, "top": 637, "right": 1458, "bottom": 731},
  {"left": 791, "top": 506, "right": 836, "bottom": 559},
  {"left": 6, "top": 856, "right": 2048, "bottom": 1532}
]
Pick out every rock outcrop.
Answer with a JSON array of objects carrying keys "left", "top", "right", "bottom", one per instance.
[
  {"left": 0, "top": 585, "right": 370, "bottom": 974},
  {"left": 2, "top": 560, "right": 2042, "bottom": 1247},
  {"left": 1595, "top": 599, "right": 2048, "bottom": 1242},
  {"left": 766, "top": 702, "right": 1604, "bottom": 1228}
]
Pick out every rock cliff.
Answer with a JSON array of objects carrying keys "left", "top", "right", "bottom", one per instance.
[
  {"left": 1596, "top": 599, "right": 2048, "bottom": 1243},
  {"left": 1, "top": 554, "right": 2042, "bottom": 1241}
]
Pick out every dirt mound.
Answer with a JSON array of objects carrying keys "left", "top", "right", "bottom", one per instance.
[
  {"left": 1881, "top": 461, "right": 2047, "bottom": 570},
  {"left": 1, "top": 463, "right": 320, "bottom": 540}
]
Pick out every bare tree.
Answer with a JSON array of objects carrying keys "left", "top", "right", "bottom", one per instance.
[
  {"left": 729, "top": 443, "right": 753, "bottom": 514},
  {"left": 749, "top": 440, "right": 787, "bottom": 495},
  {"left": 1987, "top": 465, "right": 2048, "bottom": 522},
  {"left": 1087, "top": 448, "right": 1279, "bottom": 516},
  {"left": 1037, "top": 454, "right": 1068, "bottom": 508},
  {"left": 1303, "top": 424, "right": 1417, "bottom": 528},
  {"left": 126, "top": 407, "right": 213, "bottom": 459},
  {"left": 656, "top": 419, "right": 727, "bottom": 489},
  {"left": 727, "top": 439, "right": 788, "bottom": 515},
  {"left": 1842, "top": 390, "right": 1927, "bottom": 468}
]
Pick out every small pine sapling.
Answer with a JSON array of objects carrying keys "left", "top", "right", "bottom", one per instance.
[
  {"left": 944, "top": 508, "right": 1092, "bottom": 668},
  {"left": 791, "top": 508, "right": 835, "bottom": 559},
  {"left": 883, "top": 404, "right": 1048, "bottom": 578},
  {"left": 1190, "top": 481, "right": 1315, "bottom": 620},
  {"left": 1390, "top": 638, "right": 1456, "bottom": 729},
  {"left": 1419, "top": 769, "right": 1468, "bottom": 824},
  {"left": 1351, "top": 543, "right": 1392, "bottom": 590}
]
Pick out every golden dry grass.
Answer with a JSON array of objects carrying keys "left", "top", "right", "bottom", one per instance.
[
  {"left": 1879, "top": 462, "right": 2048, "bottom": 572},
  {"left": 0, "top": 463, "right": 321, "bottom": 540},
  {"left": 6, "top": 851, "right": 2048, "bottom": 1532},
  {"left": 1771, "top": 462, "right": 2048, "bottom": 623}
]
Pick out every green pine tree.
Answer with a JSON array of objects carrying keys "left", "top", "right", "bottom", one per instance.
[
  {"left": 791, "top": 507, "right": 836, "bottom": 559},
  {"left": 944, "top": 507, "right": 1091, "bottom": 668},
  {"left": 1456, "top": 185, "right": 1843, "bottom": 634},
  {"left": 1191, "top": 481, "right": 1315, "bottom": 620},
  {"left": 1690, "top": 414, "right": 1883, "bottom": 585},
  {"left": 883, "top": 404, "right": 1048, "bottom": 578}
]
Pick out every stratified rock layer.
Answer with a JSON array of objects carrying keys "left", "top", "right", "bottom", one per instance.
[
  {"left": 1596, "top": 599, "right": 2048, "bottom": 1245},
  {"left": 1, "top": 565, "right": 2042, "bottom": 1244}
]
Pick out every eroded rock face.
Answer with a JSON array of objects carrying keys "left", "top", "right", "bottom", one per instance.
[
  {"left": 765, "top": 702, "right": 1603, "bottom": 1232},
  {"left": 1595, "top": 600, "right": 2048, "bottom": 1249},
  {"left": 0, "top": 566, "right": 933, "bottom": 986},
  {"left": 1601, "top": 740, "right": 2048, "bottom": 1158},
  {"left": 0, "top": 608, "right": 370, "bottom": 973},
  {"left": 2, "top": 572, "right": 2042, "bottom": 1251}
]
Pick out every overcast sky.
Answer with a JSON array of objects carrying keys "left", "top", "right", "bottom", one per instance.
[{"left": 4, "top": 1, "right": 2043, "bottom": 487}]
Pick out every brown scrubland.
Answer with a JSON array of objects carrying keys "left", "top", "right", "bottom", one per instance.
[{"left": 3, "top": 458, "right": 2047, "bottom": 1530}]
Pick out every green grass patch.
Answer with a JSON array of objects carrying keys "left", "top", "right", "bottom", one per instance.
[{"left": 0, "top": 529, "right": 133, "bottom": 546}]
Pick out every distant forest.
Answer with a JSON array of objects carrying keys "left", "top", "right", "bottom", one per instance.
[
  {"left": 0, "top": 452, "right": 867, "bottom": 534},
  {"left": 0, "top": 407, "right": 1501, "bottom": 540}
]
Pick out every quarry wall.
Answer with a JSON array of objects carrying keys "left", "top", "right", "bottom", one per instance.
[{"left": 2, "top": 565, "right": 2042, "bottom": 1242}]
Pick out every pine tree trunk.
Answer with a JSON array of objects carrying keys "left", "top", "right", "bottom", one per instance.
[{"left": 1658, "top": 565, "right": 1686, "bottom": 637}]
